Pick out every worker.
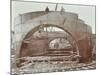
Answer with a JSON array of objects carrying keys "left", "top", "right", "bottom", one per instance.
[{"left": 45, "top": 6, "right": 49, "bottom": 13}]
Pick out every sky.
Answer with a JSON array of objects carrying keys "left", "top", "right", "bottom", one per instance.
[{"left": 12, "top": 1, "right": 96, "bottom": 33}]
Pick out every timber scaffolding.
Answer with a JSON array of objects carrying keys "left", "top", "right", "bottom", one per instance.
[{"left": 12, "top": 55, "right": 95, "bottom": 74}]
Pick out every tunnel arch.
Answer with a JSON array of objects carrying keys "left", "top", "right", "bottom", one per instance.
[{"left": 19, "top": 24, "right": 80, "bottom": 58}]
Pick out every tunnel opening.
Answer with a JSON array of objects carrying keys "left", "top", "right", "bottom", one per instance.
[{"left": 17, "top": 24, "right": 80, "bottom": 67}]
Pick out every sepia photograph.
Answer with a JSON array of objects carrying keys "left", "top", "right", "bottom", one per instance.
[{"left": 11, "top": 0, "right": 96, "bottom": 74}]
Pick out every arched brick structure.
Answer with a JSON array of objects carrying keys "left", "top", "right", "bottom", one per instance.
[{"left": 14, "top": 11, "right": 92, "bottom": 63}]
